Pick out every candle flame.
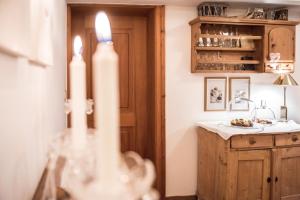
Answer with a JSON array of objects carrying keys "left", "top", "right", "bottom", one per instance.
[
  {"left": 74, "top": 36, "right": 83, "bottom": 57},
  {"left": 95, "top": 11, "right": 112, "bottom": 43}
]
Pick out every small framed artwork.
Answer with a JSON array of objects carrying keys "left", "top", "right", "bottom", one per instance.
[
  {"left": 229, "top": 77, "right": 251, "bottom": 111},
  {"left": 204, "top": 77, "right": 227, "bottom": 111}
]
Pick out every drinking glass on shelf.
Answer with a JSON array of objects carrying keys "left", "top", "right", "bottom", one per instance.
[
  {"left": 234, "top": 64, "right": 239, "bottom": 70},
  {"left": 204, "top": 24, "right": 212, "bottom": 47},
  {"left": 223, "top": 26, "right": 230, "bottom": 48},
  {"left": 212, "top": 25, "right": 219, "bottom": 47},
  {"left": 205, "top": 24, "right": 213, "bottom": 47},
  {"left": 206, "top": 63, "right": 211, "bottom": 70},
  {"left": 229, "top": 64, "right": 234, "bottom": 71},
  {"left": 197, "top": 63, "right": 203, "bottom": 70},
  {"left": 198, "top": 37, "right": 204, "bottom": 47},
  {"left": 203, "top": 63, "right": 208, "bottom": 70},
  {"left": 230, "top": 26, "right": 236, "bottom": 48},
  {"left": 212, "top": 52, "right": 218, "bottom": 60},
  {"left": 224, "top": 64, "right": 229, "bottom": 71},
  {"left": 217, "top": 51, "right": 221, "bottom": 60},
  {"left": 218, "top": 25, "right": 225, "bottom": 47},
  {"left": 199, "top": 52, "right": 204, "bottom": 59},
  {"left": 200, "top": 52, "right": 210, "bottom": 62},
  {"left": 211, "top": 64, "right": 216, "bottom": 70},
  {"left": 221, "top": 64, "right": 225, "bottom": 71},
  {"left": 235, "top": 27, "right": 241, "bottom": 48}
]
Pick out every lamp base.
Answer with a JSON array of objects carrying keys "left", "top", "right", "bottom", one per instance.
[{"left": 279, "top": 106, "right": 288, "bottom": 122}]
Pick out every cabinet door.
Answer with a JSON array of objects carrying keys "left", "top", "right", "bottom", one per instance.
[
  {"left": 269, "top": 27, "right": 295, "bottom": 61},
  {"left": 227, "top": 150, "right": 271, "bottom": 200},
  {"left": 273, "top": 147, "right": 300, "bottom": 200}
]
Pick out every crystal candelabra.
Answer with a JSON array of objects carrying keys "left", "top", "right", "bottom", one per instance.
[{"left": 41, "top": 99, "right": 159, "bottom": 200}]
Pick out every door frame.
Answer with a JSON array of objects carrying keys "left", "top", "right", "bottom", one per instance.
[{"left": 67, "top": 4, "right": 166, "bottom": 198}]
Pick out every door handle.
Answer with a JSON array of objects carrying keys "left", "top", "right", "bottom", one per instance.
[
  {"left": 267, "top": 177, "right": 272, "bottom": 183},
  {"left": 275, "top": 176, "right": 278, "bottom": 182}
]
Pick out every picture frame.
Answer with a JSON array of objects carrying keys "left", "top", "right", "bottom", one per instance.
[
  {"left": 229, "top": 77, "right": 251, "bottom": 111},
  {"left": 204, "top": 77, "right": 227, "bottom": 111}
]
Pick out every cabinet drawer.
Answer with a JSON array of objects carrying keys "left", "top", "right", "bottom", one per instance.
[
  {"left": 275, "top": 133, "right": 300, "bottom": 146},
  {"left": 231, "top": 135, "right": 273, "bottom": 149}
]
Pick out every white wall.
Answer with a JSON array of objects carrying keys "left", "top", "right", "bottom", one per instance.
[
  {"left": 165, "top": 6, "right": 300, "bottom": 196},
  {"left": 0, "top": 0, "right": 66, "bottom": 199}
]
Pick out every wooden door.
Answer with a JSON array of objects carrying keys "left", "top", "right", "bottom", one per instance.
[
  {"left": 273, "top": 147, "right": 300, "bottom": 200},
  {"left": 268, "top": 26, "right": 295, "bottom": 61},
  {"left": 70, "top": 9, "right": 153, "bottom": 159},
  {"left": 227, "top": 150, "right": 271, "bottom": 200},
  {"left": 88, "top": 15, "right": 150, "bottom": 157}
]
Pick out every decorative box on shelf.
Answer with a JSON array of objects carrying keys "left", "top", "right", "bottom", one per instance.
[{"left": 189, "top": 16, "right": 299, "bottom": 73}]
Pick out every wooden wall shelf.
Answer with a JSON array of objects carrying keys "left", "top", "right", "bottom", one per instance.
[
  {"left": 189, "top": 16, "right": 300, "bottom": 26},
  {"left": 196, "top": 47, "right": 256, "bottom": 51},
  {"left": 198, "top": 34, "right": 262, "bottom": 40},
  {"left": 190, "top": 16, "right": 299, "bottom": 73},
  {"left": 201, "top": 60, "right": 260, "bottom": 64},
  {"left": 194, "top": 70, "right": 257, "bottom": 73}
]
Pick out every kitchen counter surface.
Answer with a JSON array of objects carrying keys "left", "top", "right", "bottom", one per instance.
[{"left": 196, "top": 120, "right": 300, "bottom": 140}]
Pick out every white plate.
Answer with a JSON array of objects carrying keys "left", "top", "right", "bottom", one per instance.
[
  {"left": 230, "top": 124, "right": 258, "bottom": 129},
  {"left": 255, "top": 120, "right": 277, "bottom": 127},
  {"left": 219, "top": 122, "right": 261, "bottom": 129}
]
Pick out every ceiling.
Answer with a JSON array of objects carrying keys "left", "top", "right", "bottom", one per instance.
[{"left": 66, "top": 0, "right": 300, "bottom": 6}]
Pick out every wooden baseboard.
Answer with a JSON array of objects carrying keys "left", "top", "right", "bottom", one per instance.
[{"left": 165, "top": 195, "right": 197, "bottom": 200}]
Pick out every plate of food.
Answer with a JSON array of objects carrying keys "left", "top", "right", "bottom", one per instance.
[
  {"left": 230, "top": 118, "right": 256, "bottom": 129},
  {"left": 255, "top": 118, "right": 276, "bottom": 126}
]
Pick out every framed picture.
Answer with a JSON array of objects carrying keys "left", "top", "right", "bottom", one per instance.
[
  {"left": 204, "top": 77, "right": 227, "bottom": 111},
  {"left": 229, "top": 77, "right": 251, "bottom": 111}
]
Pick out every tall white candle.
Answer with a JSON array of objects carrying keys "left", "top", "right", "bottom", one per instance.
[
  {"left": 93, "top": 12, "right": 120, "bottom": 182},
  {"left": 70, "top": 36, "right": 87, "bottom": 150}
]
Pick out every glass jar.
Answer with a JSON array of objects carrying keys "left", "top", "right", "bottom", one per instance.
[{"left": 251, "top": 100, "right": 276, "bottom": 121}]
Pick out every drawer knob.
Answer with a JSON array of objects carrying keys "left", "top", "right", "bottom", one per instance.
[
  {"left": 249, "top": 137, "right": 256, "bottom": 145},
  {"left": 292, "top": 135, "right": 298, "bottom": 142}
]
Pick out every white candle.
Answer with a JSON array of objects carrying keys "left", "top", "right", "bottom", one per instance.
[
  {"left": 93, "top": 12, "right": 120, "bottom": 182},
  {"left": 70, "top": 36, "right": 87, "bottom": 150}
]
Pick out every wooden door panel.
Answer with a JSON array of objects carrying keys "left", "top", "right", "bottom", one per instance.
[
  {"left": 228, "top": 150, "right": 271, "bottom": 200},
  {"left": 120, "top": 127, "right": 136, "bottom": 153},
  {"left": 281, "top": 157, "right": 300, "bottom": 197},
  {"left": 84, "top": 15, "right": 148, "bottom": 155},
  {"left": 237, "top": 160, "right": 264, "bottom": 200},
  {"left": 273, "top": 147, "right": 300, "bottom": 200},
  {"left": 113, "top": 32, "right": 131, "bottom": 109},
  {"left": 269, "top": 27, "right": 295, "bottom": 61}
]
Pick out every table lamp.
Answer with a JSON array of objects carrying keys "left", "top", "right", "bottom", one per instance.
[{"left": 273, "top": 73, "right": 298, "bottom": 121}]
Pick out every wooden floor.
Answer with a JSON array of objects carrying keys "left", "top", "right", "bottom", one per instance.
[{"left": 165, "top": 195, "right": 197, "bottom": 200}]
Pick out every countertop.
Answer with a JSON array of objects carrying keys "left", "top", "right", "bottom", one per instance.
[{"left": 196, "top": 120, "right": 300, "bottom": 140}]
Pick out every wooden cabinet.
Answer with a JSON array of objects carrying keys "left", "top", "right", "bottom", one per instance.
[
  {"left": 189, "top": 17, "right": 299, "bottom": 73},
  {"left": 268, "top": 27, "right": 295, "bottom": 60},
  {"left": 197, "top": 128, "right": 300, "bottom": 200},
  {"left": 273, "top": 147, "right": 300, "bottom": 200},
  {"left": 264, "top": 25, "right": 296, "bottom": 73},
  {"left": 228, "top": 150, "right": 271, "bottom": 200}
]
